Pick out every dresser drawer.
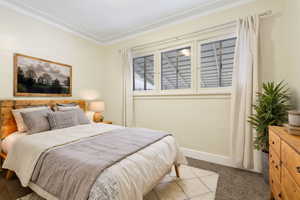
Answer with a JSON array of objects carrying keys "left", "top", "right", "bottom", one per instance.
[
  {"left": 281, "top": 167, "right": 300, "bottom": 200},
  {"left": 270, "top": 173, "right": 282, "bottom": 200},
  {"left": 269, "top": 130, "right": 281, "bottom": 157},
  {"left": 270, "top": 147, "right": 281, "bottom": 182},
  {"left": 282, "top": 141, "right": 300, "bottom": 187}
]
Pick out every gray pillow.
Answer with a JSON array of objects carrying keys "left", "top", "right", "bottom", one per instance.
[
  {"left": 57, "top": 103, "right": 78, "bottom": 107},
  {"left": 21, "top": 109, "right": 53, "bottom": 134},
  {"left": 48, "top": 111, "right": 79, "bottom": 130},
  {"left": 57, "top": 105, "right": 80, "bottom": 111},
  {"left": 60, "top": 108, "right": 90, "bottom": 125},
  {"left": 76, "top": 108, "right": 91, "bottom": 125},
  {"left": 55, "top": 103, "right": 78, "bottom": 111}
]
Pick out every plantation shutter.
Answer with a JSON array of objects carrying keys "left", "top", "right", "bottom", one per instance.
[
  {"left": 133, "top": 55, "right": 154, "bottom": 91},
  {"left": 200, "top": 37, "right": 236, "bottom": 88},
  {"left": 161, "top": 47, "right": 191, "bottom": 90}
]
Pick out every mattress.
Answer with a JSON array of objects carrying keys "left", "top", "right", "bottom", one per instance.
[
  {"left": 1, "top": 132, "right": 26, "bottom": 154},
  {"left": 3, "top": 123, "right": 186, "bottom": 200}
]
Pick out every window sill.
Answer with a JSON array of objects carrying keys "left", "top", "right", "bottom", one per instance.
[{"left": 133, "top": 88, "right": 232, "bottom": 99}]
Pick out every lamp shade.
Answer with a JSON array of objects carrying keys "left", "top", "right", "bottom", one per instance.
[{"left": 88, "top": 101, "right": 105, "bottom": 112}]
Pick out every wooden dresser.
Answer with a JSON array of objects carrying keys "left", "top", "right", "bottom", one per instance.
[{"left": 269, "top": 126, "right": 300, "bottom": 200}]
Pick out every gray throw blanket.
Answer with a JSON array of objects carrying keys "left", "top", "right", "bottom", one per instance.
[{"left": 31, "top": 128, "right": 171, "bottom": 200}]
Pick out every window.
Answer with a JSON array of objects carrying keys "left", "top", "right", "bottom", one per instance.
[
  {"left": 133, "top": 55, "right": 154, "bottom": 91},
  {"left": 199, "top": 37, "right": 236, "bottom": 88},
  {"left": 161, "top": 47, "right": 191, "bottom": 90},
  {"left": 132, "top": 32, "right": 236, "bottom": 95}
]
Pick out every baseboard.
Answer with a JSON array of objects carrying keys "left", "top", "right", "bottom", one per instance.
[
  {"left": 181, "top": 148, "right": 262, "bottom": 173},
  {"left": 181, "top": 147, "right": 234, "bottom": 168}
]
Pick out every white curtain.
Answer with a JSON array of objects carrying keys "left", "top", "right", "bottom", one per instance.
[
  {"left": 120, "top": 48, "right": 135, "bottom": 127},
  {"left": 230, "top": 15, "right": 261, "bottom": 171}
]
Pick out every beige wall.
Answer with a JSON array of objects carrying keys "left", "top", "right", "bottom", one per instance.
[
  {"left": 284, "top": 0, "right": 300, "bottom": 107},
  {"left": 0, "top": 6, "right": 104, "bottom": 100},
  {"left": 134, "top": 96, "right": 231, "bottom": 156},
  {"left": 101, "top": 0, "right": 287, "bottom": 158},
  {"left": 261, "top": 0, "right": 300, "bottom": 108}
]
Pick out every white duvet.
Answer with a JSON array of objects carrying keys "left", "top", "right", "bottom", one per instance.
[{"left": 3, "top": 123, "right": 186, "bottom": 200}]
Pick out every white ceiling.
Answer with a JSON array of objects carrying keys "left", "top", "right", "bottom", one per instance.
[{"left": 0, "top": 0, "right": 251, "bottom": 44}]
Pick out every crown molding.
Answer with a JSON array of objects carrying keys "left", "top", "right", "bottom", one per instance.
[
  {"left": 102, "top": 0, "right": 255, "bottom": 45},
  {"left": 0, "top": 0, "right": 254, "bottom": 45}
]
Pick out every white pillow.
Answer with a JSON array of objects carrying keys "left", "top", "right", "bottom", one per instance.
[{"left": 12, "top": 106, "right": 49, "bottom": 132}]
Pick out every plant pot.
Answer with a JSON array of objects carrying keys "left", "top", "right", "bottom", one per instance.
[{"left": 262, "top": 151, "right": 269, "bottom": 184}]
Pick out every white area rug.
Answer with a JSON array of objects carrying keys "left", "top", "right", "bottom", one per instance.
[{"left": 18, "top": 165, "right": 219, "bottom": 200}]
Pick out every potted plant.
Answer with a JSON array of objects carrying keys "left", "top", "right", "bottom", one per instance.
[{"left": 248, "top": 81, "right": 291, "bottom": 184}]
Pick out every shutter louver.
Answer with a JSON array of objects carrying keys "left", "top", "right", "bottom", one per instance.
[
  {"left": 133, "top": 55, "right": 154, "bottom": 91},
  {"left": 200, "top": 37, "right": 236, "bottom": 88},
  {"left": 161, "top": 47, "right": 191, "bottom": 90}
]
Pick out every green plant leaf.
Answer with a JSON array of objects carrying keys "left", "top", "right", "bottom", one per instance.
[{"left": 248, "top": 81, "right": 291, "bottom": 152}]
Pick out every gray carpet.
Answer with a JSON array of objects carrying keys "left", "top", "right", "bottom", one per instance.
[
  {"left": 0, "top": 157, "right": 269, "bottom": 200},
  {"left": 187, "top": 158, "right": 269, "bottom": 200}
]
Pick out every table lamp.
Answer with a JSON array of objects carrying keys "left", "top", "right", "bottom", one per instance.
[{"left": 88, "top": 101, "right": 105, "bottom": 122}]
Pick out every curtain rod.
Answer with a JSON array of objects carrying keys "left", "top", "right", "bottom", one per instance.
[{"left": 127, "top": 10, "right": 272, "bottom": 51}]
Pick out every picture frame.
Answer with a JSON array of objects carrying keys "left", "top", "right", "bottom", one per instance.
[{"left": 14, "top": 54, "right": 72, "bottom": 97}]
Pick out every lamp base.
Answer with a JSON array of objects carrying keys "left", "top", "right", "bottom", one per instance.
[{"left": 93, "top": 112, "right": 104, "bottom": 123}]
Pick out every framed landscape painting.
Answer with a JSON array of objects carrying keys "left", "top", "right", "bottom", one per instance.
[{"left": 14, "top": 54, "right": 72, "bottom": 97}]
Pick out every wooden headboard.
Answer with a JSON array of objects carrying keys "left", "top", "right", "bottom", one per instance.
[{"left": 0, "top": 99, "right": 86, "bottom": 139}]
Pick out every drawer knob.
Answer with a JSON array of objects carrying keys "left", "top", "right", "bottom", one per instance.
[
  {"left": 297, "top": 166, "right": 300, "bottom": 173},
  {"left": 278, "top": 193, "right": 282, "bottom": 198}
]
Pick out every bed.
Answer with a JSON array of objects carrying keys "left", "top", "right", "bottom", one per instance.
[{"left": 0, "top": 100, "right": 186, "bottom": 200}]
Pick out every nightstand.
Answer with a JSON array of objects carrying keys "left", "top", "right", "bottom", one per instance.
[
  {"left": 97, "top": 121, "right": 112, "bottom": 124},
  {"left": 0, "top": 152, "right": 14, "bottom": 179}
]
